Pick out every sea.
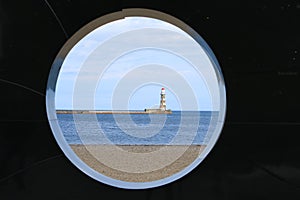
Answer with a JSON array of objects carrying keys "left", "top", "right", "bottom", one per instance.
[{"left": 57, "top": 111, "right": 219, "bottom": 145}]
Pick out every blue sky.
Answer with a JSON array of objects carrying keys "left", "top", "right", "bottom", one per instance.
[{"left": 55, "top": 17, "right": 220, "bottom": 111}]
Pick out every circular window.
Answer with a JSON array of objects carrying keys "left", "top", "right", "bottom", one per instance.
[{"left": 46, "top": 8, "right": 226, "bottom": 189}]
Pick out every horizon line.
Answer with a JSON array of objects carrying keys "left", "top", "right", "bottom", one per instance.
[{"left": 55, "top": 109, "right": 219, "bottom": 112}]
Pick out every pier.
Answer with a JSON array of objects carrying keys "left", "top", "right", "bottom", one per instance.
[{"left": 56, "top": 110, "right": 171, "bottom": 114}]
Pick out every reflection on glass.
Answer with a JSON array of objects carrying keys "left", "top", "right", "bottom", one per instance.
[{"left": 46, "top": 9, "right": 226, "bottom": 189}]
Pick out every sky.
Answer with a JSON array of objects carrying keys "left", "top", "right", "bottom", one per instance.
[{"left": 55, "top": 17, "right": 221, "bottom": 111}]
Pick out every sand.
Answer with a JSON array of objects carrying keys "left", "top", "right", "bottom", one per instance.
[{"left": 70, "top": 144, "right": 206, "bottom": 182}]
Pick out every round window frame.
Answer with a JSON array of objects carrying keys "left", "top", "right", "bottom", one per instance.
[{"left": 46, "top": 8, "right": 226, "bottom": 189}]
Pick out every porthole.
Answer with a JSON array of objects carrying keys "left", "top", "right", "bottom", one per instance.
[{"left": 46, "top": 8, "right": 226, "bottom": 189}]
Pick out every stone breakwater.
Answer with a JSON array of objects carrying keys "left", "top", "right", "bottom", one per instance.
[{"left": 56, "top": 110, "right": 172, "bottom": 114}]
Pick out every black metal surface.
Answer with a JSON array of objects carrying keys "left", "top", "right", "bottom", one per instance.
[{"left": 0, "top": 0, "right": 299, "bottom": 199}]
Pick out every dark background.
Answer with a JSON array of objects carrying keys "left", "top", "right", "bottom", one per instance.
[{"left": 0, "top": 0, "right": 299, "bottom": 199}]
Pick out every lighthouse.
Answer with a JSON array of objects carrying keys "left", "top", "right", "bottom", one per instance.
[
  {"left": 144, "top": 87, "right": 172, "bottom": 114},
  {"left": 159, "top": 87, "right": 166, "bottom": 111}
]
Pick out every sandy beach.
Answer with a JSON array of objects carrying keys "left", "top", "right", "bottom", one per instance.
[{"left": 70, "top": 144, "right": 206, "bottom": 182}]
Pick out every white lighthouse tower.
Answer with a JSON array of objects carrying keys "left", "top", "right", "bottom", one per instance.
[
  {"left": 159, "top": 87, "right": 166, "bottom": 111},
  {"left": 144, "top": 87, "right": 171, "bottom": 114}
]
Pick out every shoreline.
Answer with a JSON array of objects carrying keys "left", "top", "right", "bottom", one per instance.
[
  {"left": 56, "top": 110, "right": 172, "bottom": 114},
  {"left": 70, "top": 144, "right": 206, "bottom": 182}
]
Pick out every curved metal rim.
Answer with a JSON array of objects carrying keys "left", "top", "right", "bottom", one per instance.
[{"left": 45, "top": 8, "right": 226, "bottom": 189}]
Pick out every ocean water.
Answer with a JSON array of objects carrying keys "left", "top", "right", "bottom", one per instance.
[{"left": 57, "top": 111, "right": 219, "bottom": 145}]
